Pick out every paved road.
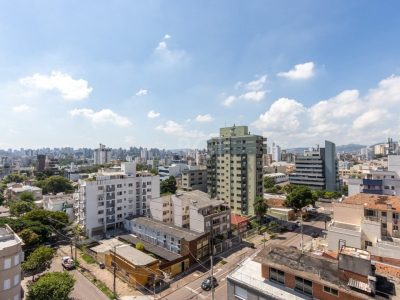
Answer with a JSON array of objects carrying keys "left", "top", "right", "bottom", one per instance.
[{"left": 162, "top": 215, "right": 326, "bottom": 300}]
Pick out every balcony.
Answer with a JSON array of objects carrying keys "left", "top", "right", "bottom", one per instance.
[
  {"left": 362, "top": 189, "right": 383, "bottom": 195},
  {"left": 363, "top": 179, "right": 383, "bottom": 186}
]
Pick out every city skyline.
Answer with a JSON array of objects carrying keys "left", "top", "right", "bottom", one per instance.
[{"left": 1, "top": 1, "right": 400, "bottom": 149}]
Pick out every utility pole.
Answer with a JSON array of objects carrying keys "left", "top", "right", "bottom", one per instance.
[
  {"left": 300, "top": 209, "right": 304, "bottom": 253},
  {"left": 210, "top": 229, "right": 215, "bottom": 300},
  {"left": 112, "top": 245, "right": 117, "bottom": 300}
]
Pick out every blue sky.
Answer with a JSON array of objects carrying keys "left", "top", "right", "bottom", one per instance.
[{"left": 1, "top": 1, "right": 400, "bottom": 149}]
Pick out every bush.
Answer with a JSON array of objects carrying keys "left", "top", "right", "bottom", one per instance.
[{"left": 135, "top": 242, "right": 145, "bottom": 251}]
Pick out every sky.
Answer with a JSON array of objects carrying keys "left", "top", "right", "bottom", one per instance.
[{"left": 1, "top": 1, "right": 400, "bottom": 150}]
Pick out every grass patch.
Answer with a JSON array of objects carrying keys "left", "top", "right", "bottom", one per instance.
[
  {"left": 92, "top": 278, "right": 114, "bottom": 299},
  {"left": 160, "top": 192, "right": 173, "bottom": 196},
  {"left": 220, "top": 259, "right": 228, "bottom": 265},
  {"left": 81, "top": 253, "right": 96, "bottom": 264}
]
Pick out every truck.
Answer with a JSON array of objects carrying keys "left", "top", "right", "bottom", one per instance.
[{"left": 61, "top": 256, "right": 75, "bottom": 270}]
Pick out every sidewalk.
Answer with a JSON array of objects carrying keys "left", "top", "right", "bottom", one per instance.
[{"left": 58, "top": 245, "right": 142, "bottom": 298}]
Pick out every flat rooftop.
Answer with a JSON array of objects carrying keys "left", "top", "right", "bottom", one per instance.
[
  {"left": 115, "top": 244, "right": 157, "bottom": 267},
  {"left": 175, "top": 190, "right": 225, "bottom": 209},
  {"left": 331, "top": 221, "right": 361, "bottom": 232},
  {"left": 0, "top": 226, "right": 20, "bottom": 250},
  {"left": 128, "top": 217, "right": 206, "bottom": 241}
]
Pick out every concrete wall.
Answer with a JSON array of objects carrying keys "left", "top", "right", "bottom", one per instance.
[
  {"left": 333, "top": 203, "right": 363, "bottom": 224},
  {"left": 327, "top": 227, "right": 362, "bottom": 251},
  {"left": 361, "top": 219, "right": 381, "bottom": 246}
]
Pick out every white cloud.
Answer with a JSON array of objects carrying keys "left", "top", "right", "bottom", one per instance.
[
  {"left": 147, "top": 110, "right": 160, "bottom": 119},
  {"left": 252, "top": 75, "right": 400, "bottom": 147},
  {"left": 154, "top": 35, "right": 189, "bottom": 65},
  {"left": 222, "top": 95, "right": 236, "bottom": 107},
  {"left": 69, "top": 108, "right": 132, "bottom": 127},
  {"left": 124, "top": 136, "right": 136, "bottom": 145},
  {"left": 12, "top": 104, "right": 31, "bottom": 112},
  {"left": 136, "top": 89, "right": 148, "bottom": 96},
  {"left": 195, "top": 114, "right": 214, "bottom": 122},
  {"left": 252, "top": 98, "right": 306, "bottom": 131},
  {"left": 239, "top": 90, "right": 266, "bottom": 102},
  {"left": 277, "top": 62, "right": 315, "bottom": 80},
  {"left": 223, "top": 74, "right": 267, "bottom": 106},
  {"left": 245, "top": 75, "right": 267, "bottom": 91},
  {"left": 19, "top": 71, "right": 93, "bottom": 100},
  {"left": 156, "top": 120, "right": 207, "bottom": 139}
]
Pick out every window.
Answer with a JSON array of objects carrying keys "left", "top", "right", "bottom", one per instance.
[
  {"left": 365, "top": 241, "right": 373, "bottom": 248},
  {"left": 4, "top": 258, "right": 11, "bottom": 269},
  {"left": 14, "top": 274, "right": 20, "bottom": 286},
  {"left": 324, "top": 286, "right": 338, "bottom": 296},
  {"left": 295, "top": 276, "right": 313, "bottom": 296},
  {"left": 270, "top": 267, "right": 285, "bottom": 284},
  {"left": 3, "top": 278, "right": 10, "bottom": 290},
  {"left": 234, "top": 285, "right": 247, "bottom": 300},
  {"left": 382, "top": 212, "right": 387, "bottom": 217},
  {"left": 14, "top": 254, "right": 20, "bottom": 266}
]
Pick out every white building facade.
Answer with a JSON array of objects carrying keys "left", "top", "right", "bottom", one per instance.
[
  {"left": 77, "top": 162, "right": 160, "bottom": 238},
  {"left": 93, "top": 143, "right": 111, "bottom": 165}
]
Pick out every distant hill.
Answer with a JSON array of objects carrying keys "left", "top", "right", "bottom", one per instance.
[{"left": 286, "top": 144, "right": 366, "bottom": 154}]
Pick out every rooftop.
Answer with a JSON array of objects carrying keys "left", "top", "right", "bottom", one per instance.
[
  {"left": 175, "top": 190, "right": 225, "bottom": 209},
  {"left": 342, "top": 193, "right": 400, "bottom": 212},
  {"left": 114, "top": 244, "right": 158, "bottom": 266},
  {"left": 118, "top": 234, "right": 182, "bottom": 262},
  {"left": 129, "top": 217, "right": 206, "bottom": 241},
  {"left": 266, "top": 198, "right": 286, "bottom": 208},
  {"left": 231, "top": 213, "right": 248, "bottom": 226},
  {"left": 0, "top": 225, "right": 21, "bottom": 250},
  {"left": 330, "top": 221, "right": 361, "bottom": 232}
]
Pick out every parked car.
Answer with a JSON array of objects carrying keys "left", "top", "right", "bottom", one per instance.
[
  {"left": 311, "top": 231, "right": 319, "bottom": 238},
  {"left": 201, "top": 276, "right": 218, "bottom": 291},
  {"left": 61, "top": 256, "right": 75, "bottom": 270},
  {"left": 98, "top": 262, "right": 105, "bottom": 269}
]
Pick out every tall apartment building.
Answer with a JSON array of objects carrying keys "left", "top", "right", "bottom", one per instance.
[
  {"left": 327, "top": 193, "right": 400, "bottom": 260},
  {"left": 348, "top": 155, "right": 400, "bottom": 196},
  {"left": 181, "top": 168, "right": 207, "bottom": 192},
  {"left": 289, "top": 140, "right": 339, "bottom": 191},
  {"left": 272, "top": 142, "right": 281, "bottom": 162},
  {"left": 0, "top": 225, "right": 23, "bottom": 300},
  {"left": 77, "top": 162, "right": 160, "bottom": 238},
  {"left": 207, "top": 125, "right": 266, "bottom": 216},
  {"left": 36, "top": 154, "right": 46, "bottom": 172},
  {"left": 93, "top": 143, "right": 111, "bottom": 165}
]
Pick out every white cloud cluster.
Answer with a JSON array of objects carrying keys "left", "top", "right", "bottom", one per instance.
[
  {"left": 19, "top": 71, "right": 93, "bottom": 100},
  {"left": 252, "top": 75, "right": 400, "bottom": 147},
  {"left": 223, "top": 74, "right": 267, "bottom": 106},
  {"left": 154, "top": 34, "right": 189, "bottom": 65},
  {"left": 195, "top": 114, "right": 214, "bottom": 122},
  {"left": 12, "top": 104, "right": 31, "bottom": 113},
  {"left": 147, "top": 110, "right": 160, "bottom": 118},
  {"left": 156, "top": 120, "right": 206, "bottom": 139},
  {"left": 136, "top": 89, "right": 148, "bottom": 96},
  {"left": 277, "top": 62, "right": 315, "bottom": 80},
  {"left": 69, "top": 108, "right": 132, "bottom": 127}
]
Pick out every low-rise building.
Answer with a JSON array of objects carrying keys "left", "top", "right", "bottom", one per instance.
[
  {"left": 0, "top": 225, "right": 23, "bottom": 300},
  {"left": 42, "top": 193, "right": 75, "bottom": 221},
  {"left": 227, "top": 245, "right": 393, "bottom": 300},
  {"left": 327, "top": 193, "right": 400, "bottom": 260},
  {"left": 264, "top": 172, "right": 289, "bottom": 184},
  {"left": 104, "top": 244, "right": 161, "bottom": 288},
  {"left": 4, "top": 183, "right": 42, "bottom": 201},
  {"left": 123, "top": 216, "right": 209, "bottom": 267}
]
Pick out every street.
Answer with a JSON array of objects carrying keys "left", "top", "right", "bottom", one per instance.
[{"left": 162, "top": 215, "right": 326, "bottom": 300}]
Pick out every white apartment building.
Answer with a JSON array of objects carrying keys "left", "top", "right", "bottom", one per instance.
[
  {"left": 77, "top": 162, "right": 160, "bottom": 238},
  {"left": 93, "top": 143, "right": 111, "bottom": 165},
  {"left": 327, "top": 193, "right": 400, "bottom": 260},
  {"left": 0, "top": 225, "right": 23, "bottom": 300},
  {"left": 348, "top": 155, "right": 400, "bottom": 196},
  {"left": 149, "top": 190, "right": 231, "bottom": 237}
]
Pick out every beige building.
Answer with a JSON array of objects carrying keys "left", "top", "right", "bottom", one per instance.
[
  {"left": 327, "top": 193, "right": 400, "bottom": 260},
  {"left": 0, "top": 225, "right": 23, "bottom": 300},
  {"left": 181, "top": 168, "right": 207, "bottom": 192},
  {"left": 207, "top": 125, "right": 266, "bottom": 216},
  {"left": 4, "top": 183, "right": 42, "bottom": 201}
]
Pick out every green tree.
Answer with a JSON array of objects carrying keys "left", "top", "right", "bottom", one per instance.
[
  {"left": 26, "top": 271, "right": 75, "bottom": 300},
  {"left": 19, "top": 191, "right": 35, "bottom": 202},
  {"left": 23, "top": 210, "right": 69, "bottom": 230},
  {"left": 36, "top": 175, "right": 73, "bottom": 195},
  {"left": 253, "top": 196, "right": 268, "bottom": 224},
  {"left": 284, "top": 186, "right": 315, "bottom": 211},
  {"left": 35, "top": 172, "right": 48, "bottom": 181},
  {"left": 3, "top": 173, "right": 27, "bottom": 184},
  {"left": 263, "top": 176, "right": 275, "bottom": 190},
  {"left": 342, "top": 185, "right": 348, "bottom": 196},
  {"left": 160, "top": 176, "right": 177, "bottom": 194},
  {"left": 18, "top": 228, "right": 40, "bottom": 247},
  {"left": 9, "top": 201, "right": 35, "bottom": 217},
  {"left": 0, "top": 193, "right": 4, "bottom": 206},
  {"left": 22, "top": 246, "right": 55, "bottom": 280},
  {"left": 135, "top": 242, "right": 145, "bottom": 251}
]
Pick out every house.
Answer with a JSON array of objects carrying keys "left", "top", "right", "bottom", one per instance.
[
  {"left": 42, "top": 193, "right": 75, "bottom": 221},
  {"left": 327, "top": 193, "right": 400, "bottom": 261},
  {"left": 4, "top": 183, "right": 42, "bottom": 201}
]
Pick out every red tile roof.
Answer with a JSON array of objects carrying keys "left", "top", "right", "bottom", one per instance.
[{"left": 231, "top": 213, "right": 248, "bottom": 226}]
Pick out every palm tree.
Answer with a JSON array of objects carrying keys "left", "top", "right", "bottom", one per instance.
[{"left": 253, "top": 196, "right": 268, "bottom": 225}]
